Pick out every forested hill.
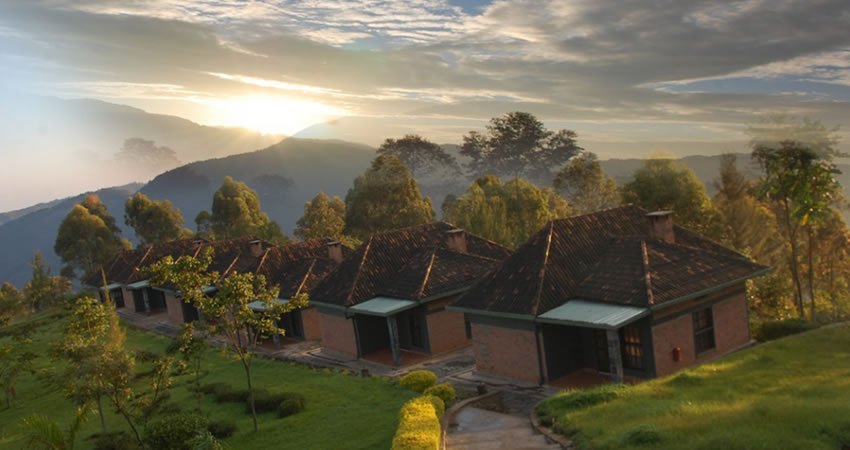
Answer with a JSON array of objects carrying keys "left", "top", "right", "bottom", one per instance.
[{"left": 2, "top": 137, "right": 849, "bottom": 288}]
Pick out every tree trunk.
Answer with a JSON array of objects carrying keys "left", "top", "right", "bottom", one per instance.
[
  {"left": 782, "top": 201, "right": 805, "bottom": 318},
  {"left": 243, "top": 361, "right": 258, "bottom": 432},
  {"left": 96, "top": 393, "right": 107, "bottom": 433},
  {"left": 807, "top": 226, "right": 816, "bottom": 322}
]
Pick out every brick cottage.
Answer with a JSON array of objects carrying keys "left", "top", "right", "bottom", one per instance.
[{"left": 450, "top": 206, "right": 769, "bottom": 384}]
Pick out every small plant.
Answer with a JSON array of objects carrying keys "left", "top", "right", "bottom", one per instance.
[
  {"left": 143, "top": 412, "right": 209, "bottom": 450},
  {"left": 134, "top": 349, "right": 160, "bottom": 363},
  {"left": 398, "top": 370, "right": 437, "bottom": 393},
  {"left": 207, "top": 418, "right": 237, "bottom": 439},
  {"left": 423, "top": 382, "right": 456, "bottom": 406},
  {"left": 278, "top": 394, "right": 306, "bottom": 418},
  {"left": 249, "top": 391, "right": 298, "bottom": 414}
]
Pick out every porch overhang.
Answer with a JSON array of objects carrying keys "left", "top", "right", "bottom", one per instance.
[
  {"left": 349, "top": 297, "right": 417, "bottom": 317},
  {"left": 247, "top": 298, "right": 289, "bottom": 312},
  {"left": 99, "top": 283, "right": 122, "bottom": 291},
  {"left": 126, "top": 280, "right": 150, "bottom": 290},
  {"left": 537, "top": 300, "right": 650, "bottom": 330}
]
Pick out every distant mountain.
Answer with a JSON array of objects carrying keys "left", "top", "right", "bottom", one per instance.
[
  {"left": 0, "top": 95, "right": 284, "bottom": 212},
  {"left": 0, "top": 183, "right": 142, "bottom": 287},
  {"left": 0, "top": 199, "right": 64, "bottom": 227}
]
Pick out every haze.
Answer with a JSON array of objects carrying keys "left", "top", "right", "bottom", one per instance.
[{"left": 1, "top": 0, "right": 850, "bottom": 211}]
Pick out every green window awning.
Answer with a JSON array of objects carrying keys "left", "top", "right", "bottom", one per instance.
[
  {"left": 349, "top": 297, "right": 417, "bottom": 317},
  {"left": 248, "top": 298, "right": 289, "bottom": 312},
  {"left": 537, "top": 300, "right": 649, "bottom": 330},
  {"left": 126, "top": 280, "right": 150, "bottom": 290},
  {"left": 99, "top": 283, "right": 122, "bottom": 291}
]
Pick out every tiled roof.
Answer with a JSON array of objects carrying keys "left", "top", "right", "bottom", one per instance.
[
  {"left": 310, "top": 222, "right": 510, "bottom": 307},
  {"left": 93, "top": 237, "right": 346, "bottom": 298},
  {"left": 454, "top": 205, "right": 767, "bottom": 316}
]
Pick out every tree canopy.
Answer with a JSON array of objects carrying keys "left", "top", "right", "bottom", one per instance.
[
  {"left": 621, "top": 157, "right": 719, "bottom": 236},
  {"left": 125, "top": 192, "right": 192, "bottom": 244},
  {"left": 344, "top": 154, "right": 435, "bottom": 240},
  {"left": 196, "top": 176, "right": 289, "bottom": 243},
  {"left": 54, "top": 195, "right": 126, "bottom": 279},
  {"left": 0, "top": 282, "right": 24, "bottom": 327},
  {"left": 295, "top": 192, "right": 345, "bottom": 241},
  {"left": 443, "top": 175, "right": 570, "bottom": 248},
  {"left": 553, "top": 152, "right": 620, "bottom": 215},
  {"left": 376, "top": 134, "right": 459, "bottom": 177},
  {"left": 460, "top": 112, "right": 583, "bottom": 182},
  {"left": 23, "top": 251, "right": 71, "bottom": 313}
]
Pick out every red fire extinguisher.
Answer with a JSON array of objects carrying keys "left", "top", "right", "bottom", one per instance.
[{"left": 672, "top": 347, "right": 681, "bottom": 362}]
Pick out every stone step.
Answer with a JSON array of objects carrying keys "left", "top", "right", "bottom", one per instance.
[
  {"left": 448, "top": 440, "right": 561, "bottom": 450},
  {"left": 447, "top": 425, "right": 538, "bottom": 444}
]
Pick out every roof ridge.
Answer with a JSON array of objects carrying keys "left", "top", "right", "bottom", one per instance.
[
  {"left": 254, "top": 247, "right": 272, "bottom": 275},
  {"left": 641, "top": 240, "right": 655, "bottom": 306},
  {"left": 345, "top": 235, "right": 373, "bottom": 306},
  {"left": 294, "top": 258, "right": 318, "bottom": 297},
  {"left": 416, "top": 248, "right": 438, "bottom": 300},
  {"left": 531, "top": 221, "right": 554, "bottom": 316},
  {"left": 435, "top": 247, "right": 502, "bottom": 263}
]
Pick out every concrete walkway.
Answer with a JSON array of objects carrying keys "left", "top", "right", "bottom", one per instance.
[{"left": 447, "top": 407, "right": 560, "bottom": 449}]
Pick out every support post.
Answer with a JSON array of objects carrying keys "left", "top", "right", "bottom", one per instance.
[
  {"left": 141, "top": 289, "right": 152, "bottom": 315},
  {"left": 387, "top": 315, "right": 402, "bottom": 367},
  {"left": 272, "top": 333, "right": 281, "bottom": 350},
  {"left": 606, "top": 328, "right": 624, "bottom": 383}
]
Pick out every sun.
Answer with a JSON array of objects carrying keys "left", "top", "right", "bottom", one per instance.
[{"left": 214, "top": 95, "right": 347, "bottom": 135}]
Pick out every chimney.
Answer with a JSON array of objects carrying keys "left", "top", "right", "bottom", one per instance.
[
  {"left": 446, "top": 229, "right": 467, "bottom": 253},
  {"left": 327, "top": 241, "right": 343, "bottom": 263},
  {"left": 249, "top": 239, "right": 264, "bottom": 257},
  {"left": 646, "top": 211, "right": 675, "bottom": 244}
]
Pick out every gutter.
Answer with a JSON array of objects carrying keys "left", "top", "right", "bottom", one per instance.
[
  {"left": 649, "top": 267, "right": 773, "bottom": 311},
  {"left": 446, "top": 305, "right": 536, "bottom": 322}
]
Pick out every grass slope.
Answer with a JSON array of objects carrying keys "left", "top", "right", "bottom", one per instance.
[
  {"left": 537, "top": 325, "right": 850, "bottom": 450},
  {"left": 0, "top": 310, "right": 415, "bottom": 449}
]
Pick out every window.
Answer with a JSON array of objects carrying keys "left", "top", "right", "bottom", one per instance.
[
  {"left": 620, "top": 325, "right": 643, "bottom": 370},
  {"left": 693, "top": 307, "right": 715, "bottom": 354}
]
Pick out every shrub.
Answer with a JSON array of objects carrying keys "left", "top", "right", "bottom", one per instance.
[
  {"left": 398, "top": 370, "right": 437, "bottom": 393},
  {"left": 246, "top": 390, "right": 289, "bottom": 414},
  {"left": 209, "top": 384, "right": 254, "bottom": 404},
  {"left": 278, "top": 394, "right": 307, "bottom": 418},
  {"left": 425, "top": 395, "right": 445, "bottom": 418},
  {"left": 621, "top": 424, "right": 662, "bottom": 446},
  {"left": 199, "top": 382, "right": 231, "bottom": 395},
  {"left": 207, "top": 418, "right": 237, "bottom": 439},
  {"left": 143, "top": 413, "right": 209, "bottom": 450},
  {"left": 90, "top": 431, "right": 140, "bottom": 450},
  {"left": 391, "top": 396, "right": 441, "bottom": 450},
  {"left": 165, "top": 340, "right": 182, "bottom": 355},
  {"left": 423, "top": 383, "right": 456, "bottom": 406},
  {"left": 754, "top": 319, "right": 818, "bottom": 342},
  {"left": 134, "top": 349, "right": 160, "bottom": 363}
]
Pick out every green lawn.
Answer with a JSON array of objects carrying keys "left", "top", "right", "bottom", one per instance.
[
  {"left": 0, "top": 310, "right": 415, "bottom": 449},
  {"left": 536, "top": 324, "right": 850, "bottom": 450}
]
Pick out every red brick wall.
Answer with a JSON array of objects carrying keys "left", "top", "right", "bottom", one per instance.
[
  {"left": 425, "top": 295, "right": 469, "bottom": 355},
  {"left": 652, "top": 286, "right": 750, "bottom": 377},
  {"left": 165, "top": 294, "right": 184, "bottom": 325},
  {"left": 301, "top": 307, "right": 322, "bottom": 341},
  {"left": 471, "top": 322, "right": 540, "bottom": 383},
  {"left": 318, "top": 312, "right": 357, "bottom": 356}
]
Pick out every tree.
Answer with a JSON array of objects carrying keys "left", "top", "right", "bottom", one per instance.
[
  {"left": 443, "top": 176, "right": 570, "bottom": 248},
  {"left": 177, "top": 322, "right": 208, "bottom": 411},
  {"left": 294, "top": 192, "right": 346, "bottom": 241},
  {"left": 115, "top": 138, "right": 181, "bottom": 172},
  {"left": 553, "top": 152, "right": 620, "bottom": 214},
  {"left": 746, "top": 115, "right": 845, "bottom": 160},
  {"left": 194, "top": 210, "right": 214, "bottom": 240},
  {"left": 0, "top": 331, "right": 36, "bottom": 408},
  {"left": 23, "top": 252, "right": 71, "bottom": 313},
  {"left": 198, "top": 176, "right": 286, "bottom": 242},
  {"left": 54, "top": 195, "right": 125, "bottom": 280},
  {"left": 0, "top": 282, "right": 24, "bottom": 327},
  {"left": 344, "top": 154, "right": 435, "bottom": 240},
  {"left": 376, "top": 134, "right": 459, "bottom": 177},
  {"left": 460, "top": 112, "right": 583, "bottom": 182},
  {"left": 146, "top": 248, "right": 308, "bottom": 432},
  {"left": 125, "top": 193, "right": 192, "bottom": 244},
  {"left": 51, "top": 297, "right": 136, "bottom": 442},
  {"left": 752, "top": 141, "right": 842, "bottom": 320},
  {"left": 620, "top": 157, "right": 720, "bottom": 236}
]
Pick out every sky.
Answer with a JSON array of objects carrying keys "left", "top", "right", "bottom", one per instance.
[{"left": 1, "top": 0, "right": 850, "bottom": 210}]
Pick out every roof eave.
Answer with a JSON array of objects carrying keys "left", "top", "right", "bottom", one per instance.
[
  {"left": 650, "top": 266, "right": 773, "bottom": 312},
  {"left": 445, "top": 305, "right": 536, "bottom": 322}
]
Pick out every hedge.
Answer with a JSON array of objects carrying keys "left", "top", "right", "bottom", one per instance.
[
  {"left": 143, "top": 413, "right": 209, "bottom": 450},
  {"left": 390, "top": 396, "right": 442, "bottom": 450},
  {"left": 398, "top": 370, "right": 438, "bottom": 393},
  {"left": 278, "top": 394, "right": 306, "bottom": 418},
  {"left": 754, "top": 318, "right": 818, "bottom": 342},
  {"left": 249, "top": 391, "right": 305, "bottom": 414},
  {"left": 423, "top": 383, "right": 456, "bottom": 406}
]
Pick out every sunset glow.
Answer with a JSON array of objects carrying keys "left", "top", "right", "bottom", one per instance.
[{"left": 211, "top": 96, "right": 348, "bottom": 135}]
